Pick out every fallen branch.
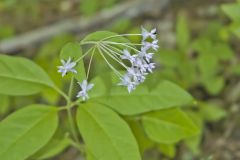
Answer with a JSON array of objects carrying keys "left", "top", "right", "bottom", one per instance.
[{"left": 0, "top": 0, "right": 169, "bottom": 54}]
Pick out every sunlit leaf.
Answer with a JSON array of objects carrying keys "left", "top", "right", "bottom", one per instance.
[
  {"left": 184, "top": 111, "right": 203, "bottom": 155},
  {"left": 0, "top": 104, "right": 58, "bottom": 160},
  {"left": 0, "top": 55, "right": 55, "bottom": 96},
  {"left": 0, "top": 95, "right": 10, "bottom": 115},
  {"left": 221, "top": 3, "right": 240, "bottom": 22},
  {"left": 158, "top": 144, "right": 176, "bottom": 158},
  {"left": 200, "top": 102, "right": 227, "bottom": 122},
  {"left": 31, "top": 136, "right": 70, "bottom": 160},
  {"left": 89, "top": 78, "right": 193, "bottom": 115},
  {"left": 128, "top": 120, "right": 154, "bottom": 154},
  {"left": 77, "top": 103, "right": 141, "bottom": 160},
  {"left": 142, "top": 108, "right": 199, "bottom": 144}
]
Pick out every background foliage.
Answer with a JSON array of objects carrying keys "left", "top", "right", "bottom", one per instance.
[{"left": 0, "top": 0, "right": 240, "bottom": 160}]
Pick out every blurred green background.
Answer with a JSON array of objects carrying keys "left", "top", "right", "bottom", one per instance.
[{"left": 0, "top": 0, "right": 240, "bottom": 159}]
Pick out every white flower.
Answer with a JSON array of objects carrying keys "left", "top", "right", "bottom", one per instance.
[
  {"left": 145, "top": 53, "right": 154, "bottom": 62},
  {"left": 118, "top": 74, "right": 136, "bottom": 93},
  {"left": 132, "top": 56, "right": 144, "bottom": 67},
  {"left": 77, "top": 80, "right": 94, "bottom": 101},
  {"left": 127, "top": 67, "right": 137, "bottom": 77},
  {"left": 145, "top": 63, "right": 155, "bottom": 73},
  {"left": 142, "top": 39, "right": 159, "bottom": 51},
  {"left": 138, "top": 49, "right": 154, "bottom": 62},
  {"left": 57, "top": 57, "right": 77, "bottom": 77},
  {"left": 131, "top": 57, "right": 147, "bottom": 73},
  {"left": 120, "top": 49, "right": 136, "bottom": 63},
  {"left": 133, "top": 69, "right": 147, "bottom": 83},
  {"left": 127, "top": 65, "right": 149, "bottom": 84},
  {"left": 141, "top": 27, "right": 157, "bottom": 40}
]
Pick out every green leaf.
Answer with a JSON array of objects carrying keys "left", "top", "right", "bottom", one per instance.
[
  {"left": 176, "top": 13, "right": 190, "bottom": 51},
  {"left": 184, "top": 111, "right": 203, "bottom": 155},
  {"left": 60, "top": 42, "right": 86, "bottom": 82},
  {"left": 158, "top": 144, "right": 176, "bottom": 158},
  {"left": 128, "top": 120, "right": 154, "bottom": 154},
  {"left": 77, "top": 103, "right": 141, "bottom": 160},
  {"left": 31, "top": 136, "right": 70, "bottom": 160},
  {"left": 0, "top": 95, "right": 10, "bottom": 115},
  {"left": 204, "top": 76, "right": 224, "bottom": 95},
  {"left": 200, "top": 102, "right": 227, "bottom": 122},
  {"left": 230, "top": 22, "right": 240, "bottom": 38},
  {"left": 191, "top": 38, "right": 212, "bottom": 54},
  {"left": 0, "top": 104, "right": 58, "bottom": 160},
  {"left": 221, "top": 3, "right": 240, "bottom": 22},
  {"left": 86, "top": 149, "right": 98, "bottom": 160},
  {"left": 0, "top": 55, "right": 55, "bottom": 96},
  {"left": 142, "top": 108, "right": 199, "bottom": 144},
  {"left": 90, "top": 79, "right": 193, "bottom": 115},
  {"left": 197, "top": 53, "right": 218, "bottom": 80},
  {"left": 212, "top": 43, "right": 234, "bottom": 60}
]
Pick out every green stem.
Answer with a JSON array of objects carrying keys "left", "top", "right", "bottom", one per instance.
[
  {"left": 68, "top": 77, "right": 74, "bottom": 100},
  {"left": 75, "top": 47, "right": 93, "bottom": 63},
  {"left": 66, "top": 77, "right": 80, "bottom": 143},
  {"left": 58, "top": 99, "right": 82, "bottom": 111},
  {"left": 97, "top": 45, "right": 123, "bottom": 78},
  {"left": 99, "top": 43, "right": 128, "bottom": 69},
  {"left": 68, "top": 137, "right": 85, "bottom": 153},
  {"left": 66, "top": 108, "right": 80, "bottom": 143},
  {"left": 86, "top": 47, "right": 96, "bottom": 79},
  {"left": 100, "top": 33, "right": 141, "bottom": 41},
  {"left": 53, "top": 86, "right": 69, "bottom": 102}
]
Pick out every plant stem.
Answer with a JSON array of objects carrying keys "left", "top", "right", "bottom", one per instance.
[
  {"left": 99, "top": 43, "right": 128, "bottom": 69},
  {"left": 86, "top": 47, "right": 96, "bottom": 79},
  {"left": 104, "top": 41, "right": 140, "bottom": 52},
  {"left": 66, "top": 108, "right": 80, "bottom": 143},
  {"left": 68, "top": 137, "right": 85, "bottom": 153},
  {"left": 100, "top": 33, "right": 141, "bottom": 41},
  {"left": 66, "top": 77, "right": 80, "bottom": 143},
  {"left": 53, "top": 86, "right": 69, "bottom": 102},
  {"left": 68, "top": 77, "right": 74, "bottom": 100},
  {"left": 75, "top": 47, "right": 93, "bottom": 63},
  {"left": 97, "top": 45, "right": 123, "bottom": 78}
]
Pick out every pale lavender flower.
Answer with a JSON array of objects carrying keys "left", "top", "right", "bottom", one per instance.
[
  {"left": 145, "top": 53, "right": 154, "bottom": 62},
  {"left": 57, "top": 57, "right": 77, "bottom": 77},
  {"left": 142, "top": 40, "right": 159, "bottom": 51},
  {"left": 138, "top": 49, "right": 154, "bottom": 63},
  {"left": 120, "top": 49, "right": 136, "bottom": 63},
  {"left": 145, "top": 63, "right": 155, "bottom": 73},
  {"left": 132, "top": 56, "right": 144, "bottom": 68},
  {"left": 118, "top": 74, "right": 136, "bottom": 93},
  {"left": 77, "top": 80, "right": 94, "bottom": 101},
  {"left": 133, "top": 69, "right": 147, "bottom": 83},
  {"left": 141, "top": 27, "right": 157, "bottom": 40}
]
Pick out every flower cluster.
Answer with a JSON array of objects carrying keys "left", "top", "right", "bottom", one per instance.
[
  {"left": 57, "top": 27, "right": 159, "bottom": 100},
  {"left": 118, "top": 27, "right": 158, "bottom": 93}
]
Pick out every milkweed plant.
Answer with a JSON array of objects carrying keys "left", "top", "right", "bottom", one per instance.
[{"left": 0, "top": 27, "right": 199, "bottom": 160}]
